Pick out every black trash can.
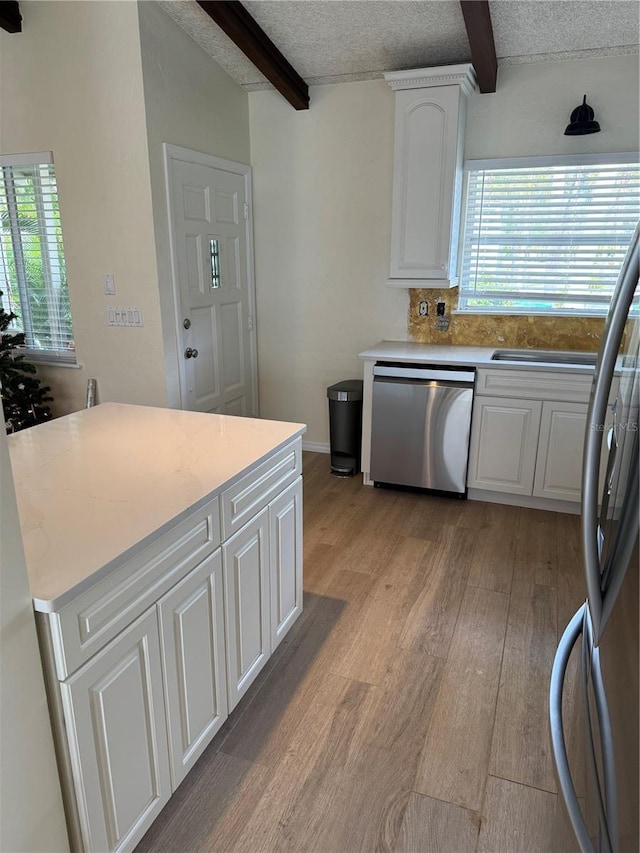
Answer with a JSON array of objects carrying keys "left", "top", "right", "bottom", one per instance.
[{"left": 327, "top": 380, "right": 363, "bottom": 476}]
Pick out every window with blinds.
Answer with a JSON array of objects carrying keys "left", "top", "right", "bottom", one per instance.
[
  {"left": 0, "top": 152, "right": 75, "bottom": 362},
  {"left": 458, "top": 155, "right": 640, "bottom": 315}
]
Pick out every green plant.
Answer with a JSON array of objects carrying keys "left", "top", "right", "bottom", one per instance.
[{"left": 0, "top": 292, "right": 53, "bottom": 433}]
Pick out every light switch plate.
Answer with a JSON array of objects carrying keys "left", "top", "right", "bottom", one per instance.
[
  {"left": 106, "top": 306, "right": 143, "bottom": 327},
  {"left": 104, "top": 274, "right": 115, "bottom": 295}
]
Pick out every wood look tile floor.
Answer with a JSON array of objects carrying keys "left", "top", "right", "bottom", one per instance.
[{"left": 137, "top": 453, "right": 584, "bottom": 853}]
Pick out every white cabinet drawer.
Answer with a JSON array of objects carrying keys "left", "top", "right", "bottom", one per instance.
[
  {"left": 221, "top": 438, "right": 302, "bottom": 539},
  {"left": 476, "top": 368, "right": 593, "bottom": 403},
  {"left": 50, "top": 499, "right": 221, "bottom": 679}
]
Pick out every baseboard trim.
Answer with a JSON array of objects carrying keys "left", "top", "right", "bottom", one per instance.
[
  {"left": 302, "top": 441, "right": 330, "bottom": 454},
  {"left": 467, "top": 488, "right": 580, "bottom": 515}
]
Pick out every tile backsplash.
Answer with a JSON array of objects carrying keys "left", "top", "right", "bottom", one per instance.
[{"left": 408, "top": 288, "right": 606, "bottom": 350}]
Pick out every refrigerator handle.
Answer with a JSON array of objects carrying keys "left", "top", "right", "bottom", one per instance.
[
  {"left": 605, "top": 418, "right": 618, "bottom": 496},
  {"left": 601, "top": 445, "right": 639, "bottom": 624},
  {"left": 585, "top": 618, "right": 619, "bottom": 851},
  {"left": 596, "top": 420, "right": 617, "bottom": 560},
  {"left": 582, "top": 225, "right": 640, "bottom": 641},
  {"left": 550, "top": 604, "right": 597, "bottom": 853}
]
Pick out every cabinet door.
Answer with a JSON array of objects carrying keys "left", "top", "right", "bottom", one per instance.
[
  {"left": 60, "top": 609, "right": 171, "bottom": 853},
  {"left": 467, "top": 396, "right": 543, "bottom": 495},
  {"left": 533, "top": 401, "right": 588, "bottom": 502},
  {"left": 389, "top": 84, "right": 464, "bottom": 284},
  {"left": 269, "top": 477, "right": 303, "bottom": 651},
  {"left": 223, "top": 507, "right": 270, "bottom": 710},
  {"left": 158, "top": 549, "right": 228, "bottom": 789}
]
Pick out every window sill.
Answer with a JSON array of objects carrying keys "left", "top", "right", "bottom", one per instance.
[
  {"left": 29, "top": 358, "right": 82, "bottom": 369},
  {"left": 452, "top": 309, "right": 608, "bottom": 319}
]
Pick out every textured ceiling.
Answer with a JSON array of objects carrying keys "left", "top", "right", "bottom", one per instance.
[
  {"left": 158, "top": 0, "right": 640, "bottom": 90},
  {"left": 492, "top": 0, "right": 640, "bottom": 64},
  {"left": 243, "top": 0, "right": 470, "bottom": 82}
]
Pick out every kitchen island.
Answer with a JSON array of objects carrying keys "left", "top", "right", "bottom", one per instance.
[{"left": 8, "top": 403, "right": 306, "bottom": 852}]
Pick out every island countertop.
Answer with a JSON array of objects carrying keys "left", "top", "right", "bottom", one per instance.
[{"left": 8, "top": 403, "right": 306, "bottom": 611}]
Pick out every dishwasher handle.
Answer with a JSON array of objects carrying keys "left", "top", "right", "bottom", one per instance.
[{"left": 373, "top": 364, "right": 475, "bottom": 384}]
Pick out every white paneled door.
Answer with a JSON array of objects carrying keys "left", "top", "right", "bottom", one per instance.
[
  {"left": 165, "top": 146, "right": 257, "bottom": 416},
  {"left": 533, "top": 401, "right": 588, "bottom": 502},
  {"left": 59, "top": 609, "right": 171, "bottom": 853},
  {"left": 158, "top": 548, "right": 228, "bottom": 789},
  {"left": 223, "top": 507, "right": 270, "bottom": 710},
  {"left": 269, "top": 478, "right": 303, "bottom": 652},
  {"left": 467, "top": 397, "right": 543, "bottom": 495}
]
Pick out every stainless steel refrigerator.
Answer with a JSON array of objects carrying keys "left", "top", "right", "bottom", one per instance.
[{"left": 550, "top": 225, "right": 640, "bottom": 853}]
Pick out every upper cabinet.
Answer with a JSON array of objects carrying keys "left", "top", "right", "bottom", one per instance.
[{"left": 384, "top": 65, "right": 477, "bottom": 288}]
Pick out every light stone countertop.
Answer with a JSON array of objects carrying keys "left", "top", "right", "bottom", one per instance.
[
  {"left": 8, "top": 403, "right": 306, "bottom": 612},
  {"left": 358, "top": 340, "right": 600, "bottom": 374}
]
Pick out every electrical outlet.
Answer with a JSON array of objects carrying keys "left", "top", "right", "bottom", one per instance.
[
  {"left": 103, "top": 274, "right": 115, "bottom": 295},
  {"left": 418, "top": 300, "right": 428, "bottom": 317},
  {"left": 436, "top": 300, "right": 446, "bottom": 317}
]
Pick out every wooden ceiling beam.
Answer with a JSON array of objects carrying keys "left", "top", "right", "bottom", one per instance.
[
  {"left": 196, "top": 0, "right": 309, "bottom": 110},
  {"left": 0, "top": 1, "right": 22, "bottom": 33},
  {"left": 460, "top": 0, "right": 497, "bottom": 94}
]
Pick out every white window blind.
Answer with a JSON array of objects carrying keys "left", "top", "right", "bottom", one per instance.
[
  {"left": 0, "top": 152, "right": 75, "bottom": 362},
  {"left": 459, "top": 156, "right": 640, "bottom": 315}
]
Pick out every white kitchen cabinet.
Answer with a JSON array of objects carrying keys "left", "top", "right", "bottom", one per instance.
[
  {"left": 384, "top": 65, "right": 476, "bottom": 288},
  {"left": 467, "top": 370, "right": 619, "bottom": 505},
  {"left": 467, "top": 396, "right": 543, "bottom": 495},
  {"left": 20, "top": 411, "right": 305, "bottom": 853},
  {"left": 158, "top": 548, "right": 228, "bottom": 789},
  {"left": 59, "top": 608, "right": 171, "bottom": 853},
  {"left": 533, "top": 402, "right": 589, "bottom": 501},
  {"left": 269, "top": 477, "right": 303, "bottom": 651},
  {"left": 223, "top": 506, "right": 271, "bottom": 710}
]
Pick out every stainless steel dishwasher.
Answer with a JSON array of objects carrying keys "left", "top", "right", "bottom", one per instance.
[{"left": 370, "top": 362, "right": 475, "bottom": 496}]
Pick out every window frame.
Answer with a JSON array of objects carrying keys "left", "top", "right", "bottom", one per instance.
[
  {"left": 456, "top": 151, "right": 640, "bottom": 317},
  {"left": 0, "top": 150, "right": 76, "bottom": 364}
]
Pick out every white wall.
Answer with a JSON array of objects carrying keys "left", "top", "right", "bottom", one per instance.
[
  {"left": 249, "top": 81, "right": 408, "bottom": 444},
  {"left": 138, "top": 1, "right": 251, "bottom": 408},
  {"left": 249, "top": 53, "right": 639, "bottom": 444},
  {"left": 0, "top": 1, "right": 166, "bottom": 415},
  {"left": 0, "top": 414, "right": 69, "bottom": 852},
  {"left": 466, "top": 54, "right": 639, "bottom": 159},
  {"left": 1, "top": 1, "right": 253, "bottom": 416}
]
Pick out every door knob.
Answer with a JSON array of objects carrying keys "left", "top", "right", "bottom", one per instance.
[
  {"left": 183, "top": 318, "right": 191, "bottom": 329},
  {"left": 184, "top": 347, "right": 199, "bottom": 359}
]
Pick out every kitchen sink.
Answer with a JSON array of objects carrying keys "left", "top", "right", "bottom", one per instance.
[{"left": 491, "top": 349, "right": 598, "bottom": 366}]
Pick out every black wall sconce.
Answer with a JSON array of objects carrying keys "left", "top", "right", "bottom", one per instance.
[{"left": 564, "top": 95, "right": 601, "bottom": 136}]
